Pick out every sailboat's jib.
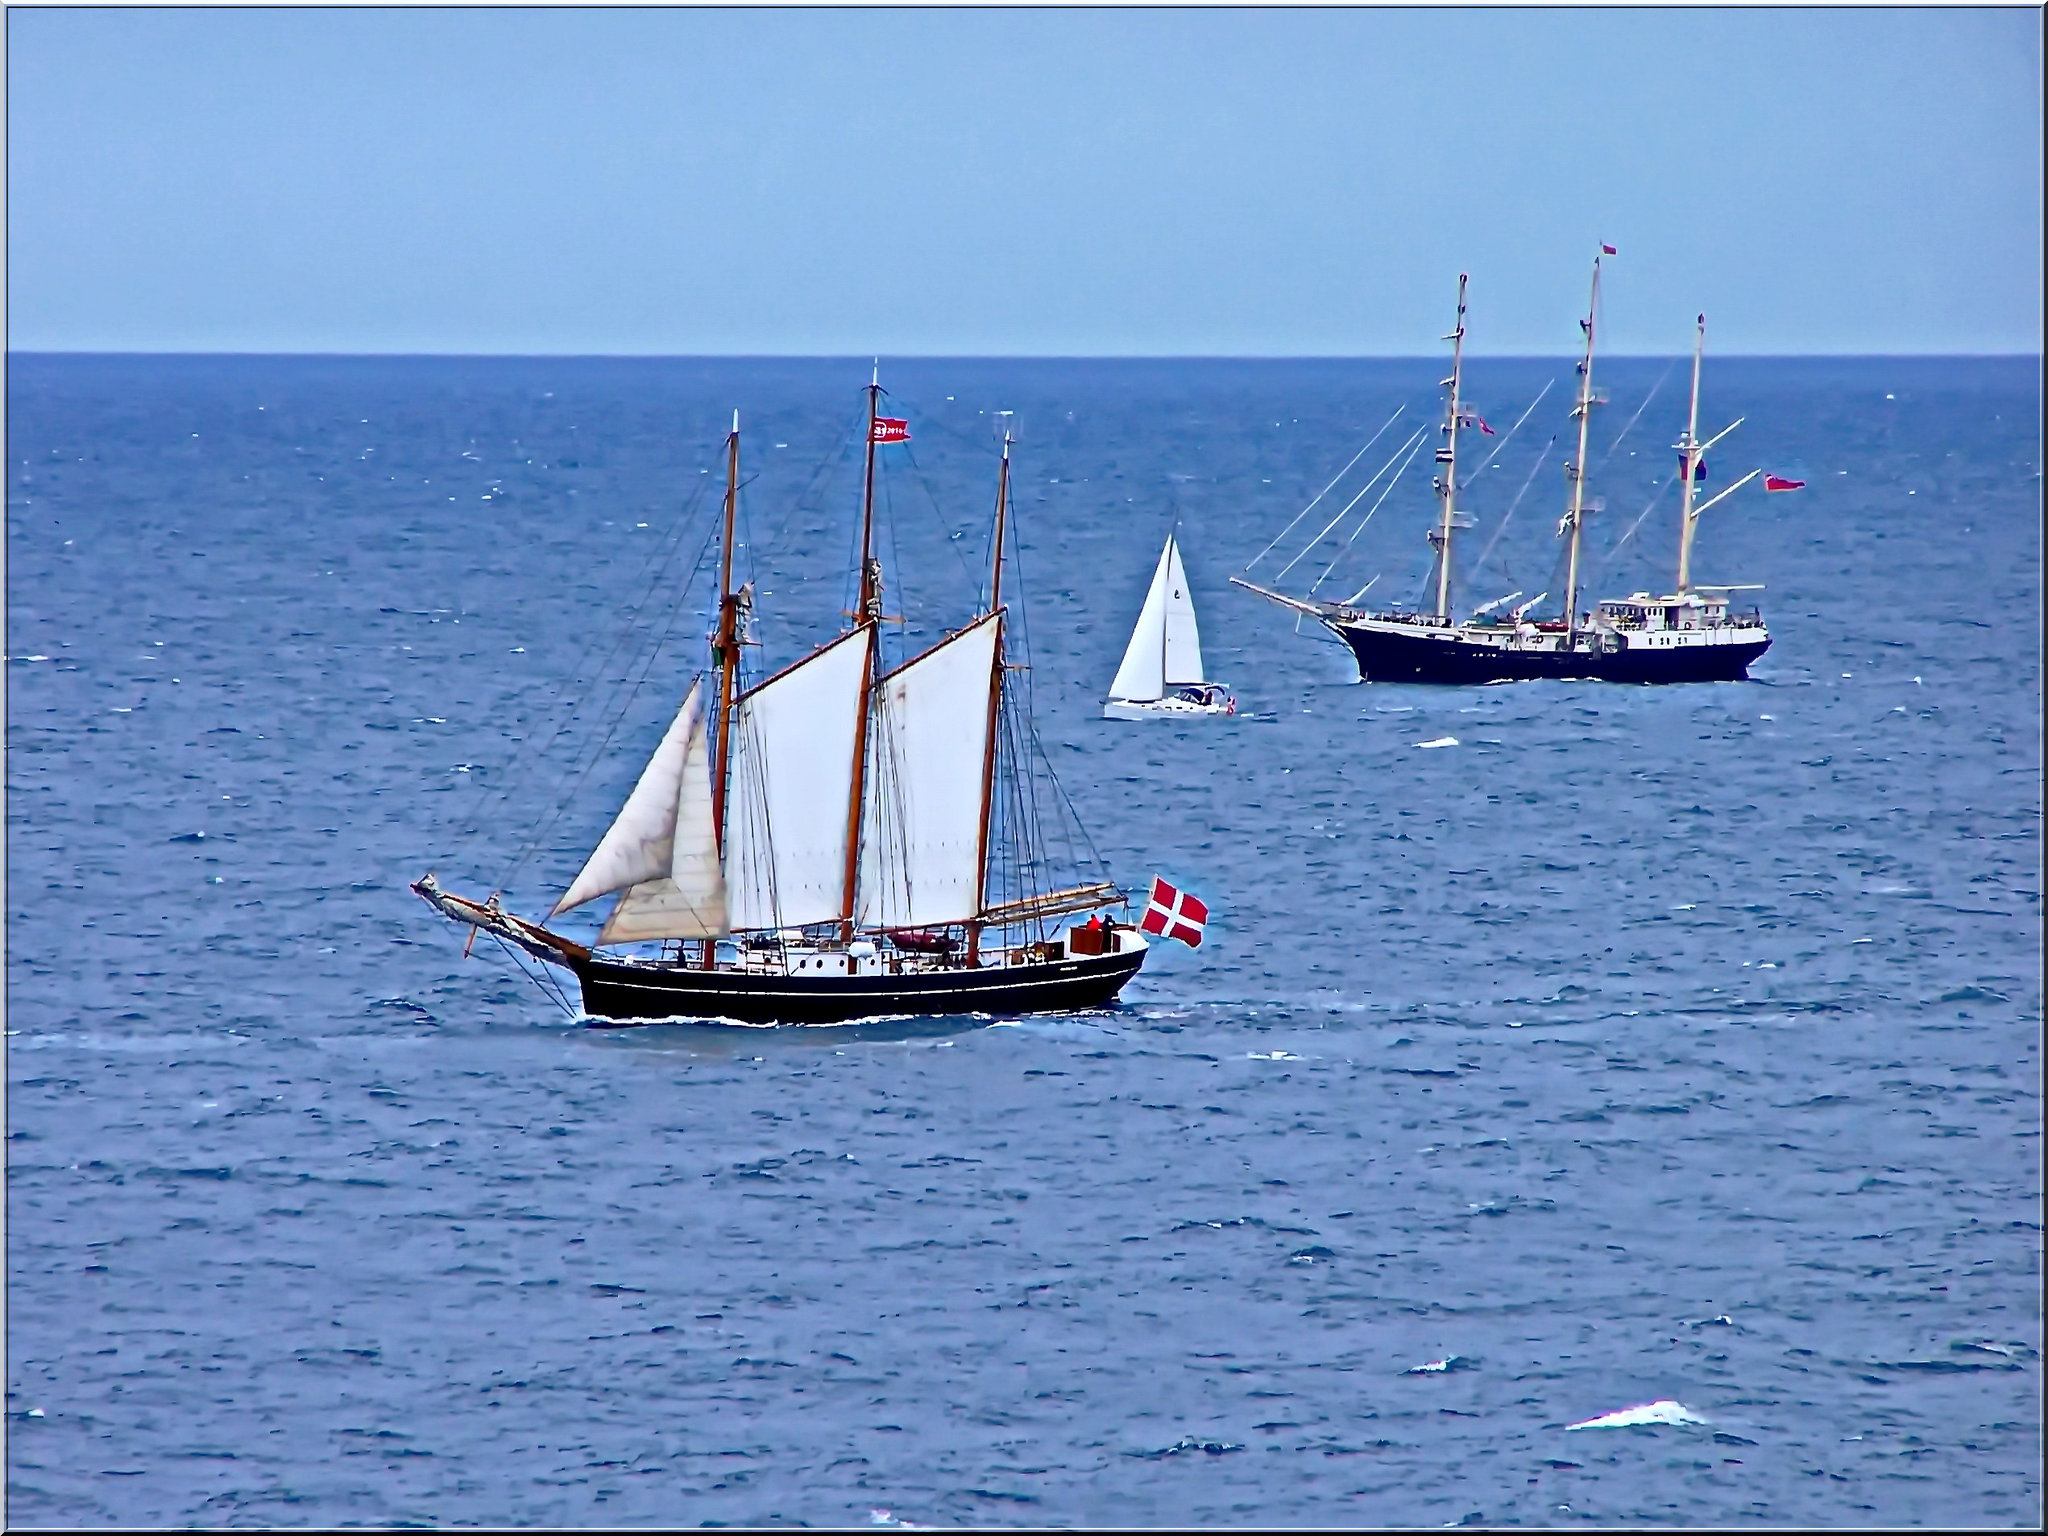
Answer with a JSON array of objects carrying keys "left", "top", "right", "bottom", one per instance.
[
  {"left": 724, "top": 627, "right": 873, "bottom": 931},
  {"left": 553, "top": 678, "right": 715, "bottom": 919},
  {"left": 1160, "top": 537, "right": 1205, "bottom": 685},
  {"left": 858, "top": 611, "right": 1004, "bottom": 930}
]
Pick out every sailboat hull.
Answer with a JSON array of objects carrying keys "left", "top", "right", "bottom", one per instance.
[
  {"left": 570, "top": 945, "right": 1148, "bottom": 1027},
  {"left": 1329, "top": 617, "right": 1770, "bottom": 685}
]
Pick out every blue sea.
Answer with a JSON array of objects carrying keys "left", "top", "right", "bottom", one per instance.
[{"left": 6, "top": 352, "right": 2040, "bottom": 1528}]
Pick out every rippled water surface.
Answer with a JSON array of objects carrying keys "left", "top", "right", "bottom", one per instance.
[{"left": 7, "top": 354, "right": 2040, "bottom": 1527}]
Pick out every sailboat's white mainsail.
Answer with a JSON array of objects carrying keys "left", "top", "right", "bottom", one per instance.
[
  {"left": 723, "top": 626, "right": 873, "bottom": 930},
  {"left": 1160, "top": 537, "right": 1204, "bottom": 685},
  {"left": 552, "top": 677, "right": 730, "bottom": 941},
  {"left": 857, "top": 611, "right": 1002, "bottom": 930},
  {"left": 1108, "top": 535, "right": 1204, "bottom": 701}
]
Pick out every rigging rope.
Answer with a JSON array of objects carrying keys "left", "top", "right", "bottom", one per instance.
[
  {"left": 1456, "top": 378, "right": 1554, "bottom": 493},
  {"left": 1465, "top": 433, "right": 1558, "bottom": 598},
  {"left": 1273, "top": 426, "right": 1426, "bottom": 584},
  {"left": 454, "top": 474, "right": 714, "bottom": 880},
  {"left": 1307, "top": 431, "right": 1431, "bottom": 595},
  {"left": 1243, "top": 404, "right": 1406, "bottom": 572}
]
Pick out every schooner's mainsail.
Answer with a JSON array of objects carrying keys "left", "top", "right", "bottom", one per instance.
[
  {"left": 1104, "top": 533, "right": 1235, "bottom": 719},
  {"left": 416, "top": 386, "right": 1169, "bottom": 1026}
]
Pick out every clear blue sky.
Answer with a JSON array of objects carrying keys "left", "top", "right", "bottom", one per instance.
[{"left": 7, "top": 5, "right": 2041, "bottom": 355}]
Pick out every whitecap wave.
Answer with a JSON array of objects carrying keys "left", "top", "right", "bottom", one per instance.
[{"left": 1567, "top": 1399, "right": 1708, "bottom": 1430}]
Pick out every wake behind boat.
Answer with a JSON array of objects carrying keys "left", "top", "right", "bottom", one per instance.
[
  {"left": 1237, "top": 256, "right": 1790, "bottom": 685},
  {"left": 1104, "top": 532, "right": 1235, "bottom": 719},
  {"left": 417, "top": 386, "right": 1169, "bottom": 1026}
]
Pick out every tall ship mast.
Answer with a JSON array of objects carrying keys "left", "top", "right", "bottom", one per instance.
[
  {"left": 1236, "top": 251, "right": 1779, "bottom": 685},
  {"left": 414, "top": 391, "right": 1156, "bottom": 1026}
]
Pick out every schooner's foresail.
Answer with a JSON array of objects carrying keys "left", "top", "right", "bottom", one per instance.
[
  {"left": 552, "top": 676, "right": 728, "bottom": 940},
  {"left": 858, "top": 609, "right": 1003, "bottom": 931},
  {"left": 722, "top": 625, "right": 875, "bottom": 932},
  {"left": 597, "top": 678, "right": 729, "bottom": 944}
]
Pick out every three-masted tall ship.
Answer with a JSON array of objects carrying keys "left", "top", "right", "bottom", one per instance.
[
  {"left": 415, "top": 385, "right": 1149, "bottom": 1025},
  {"left": 1238, "top": 254, "right": 1777, "bottom": 684}
]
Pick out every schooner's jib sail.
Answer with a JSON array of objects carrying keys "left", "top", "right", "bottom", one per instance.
[
  {"left": 1104, "top": 533, "right": 1235, "bottom": 719},
  {"left": 416, "top": 387, "right": 1157, "bottom": 1026},
  {"left": 1235, "top": 254, "right": 1782, "bottom": 684}
]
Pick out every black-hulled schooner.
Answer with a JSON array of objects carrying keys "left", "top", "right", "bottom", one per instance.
[
  {"left": 416, "top": 385, "right": 1148, "bottom": 1025},
  {"left": 1237, "top": 254, "right": 1774, "bottom": 684}
]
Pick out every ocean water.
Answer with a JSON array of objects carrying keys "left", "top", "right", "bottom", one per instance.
[{"left": 6, "top": 352, "right": 2039, "bottom": 1528}]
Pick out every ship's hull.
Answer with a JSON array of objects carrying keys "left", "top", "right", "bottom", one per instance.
[
  {"left": 1103, "top": 694, "right": 1236, "bottom": 721},
  {"left": 570, "top": 944, "right": 1148, "bottom": 1027},
  {"left": 1329, "top": 618, "right": 1770, "bottom": 685}
]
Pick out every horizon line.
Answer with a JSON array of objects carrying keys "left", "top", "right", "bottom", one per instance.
[{"left": 9, "top": 348, "right": 2042, "bottom": 363}]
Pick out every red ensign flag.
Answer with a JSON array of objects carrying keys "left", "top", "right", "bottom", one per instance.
[
  {"left": 1139, "top": 877, "right": 1208, "bottom": 947},
  {"left": 1764, "top": 475, "right": 1805, "bottom": 492},
  {"left": 871, "top": 417, "right": 911, "bottom": 444}
]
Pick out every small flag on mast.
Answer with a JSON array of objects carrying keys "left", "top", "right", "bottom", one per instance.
[
  {"left": 871, "top": 417, "right": 911, "bottom": 444},
  {"left": 1679, "top": 456, "right": 1708, "bottom": 483},
  {"left": 1764, "top": 474, "right": 1805, "bottom": 492},
  {"left": 1601, "top": 243, "right": 1617, "bottom": 255},
  {"left": 1138, "top": 876, "right": 1208, "bottom": 948}
]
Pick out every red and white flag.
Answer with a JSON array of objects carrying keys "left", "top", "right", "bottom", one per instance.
[
  {"left": 1764, "top": 474, "right": 1805, "bottom": 492},
  {"left": 871, "top": 416, "right": 911, "bottom": 444},
  {"left": 1139, "top": 876, "right": 1208, "bottom": 947}
]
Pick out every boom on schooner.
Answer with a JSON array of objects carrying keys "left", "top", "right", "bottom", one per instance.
[
  {"left": 415, "top": 385, "right": 1151, "bottom": 1026},
  {"left": 1236, "top": 255, "right": 1777, "bottom": 684}
]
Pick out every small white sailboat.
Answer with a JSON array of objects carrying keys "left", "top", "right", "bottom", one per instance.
[{"left": 1104, "top": 533, "right": 1235, "bottom": 720}]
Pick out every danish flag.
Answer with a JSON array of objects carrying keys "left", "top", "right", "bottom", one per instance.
[
  {"left": 871, "top": 416, "right": 911, "bottom": 444},
  {"left": 1139, "top": 876, "right": 1208, "bottom": 947}
]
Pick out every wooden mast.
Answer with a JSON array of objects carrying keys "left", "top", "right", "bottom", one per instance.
[
  {"left": 1429, "top": 273, "right": 1469, "bottom": 622},
  {"left": 838, "top": 369, "right": 884, "bottom": 942},
  {"left": 965, "top": 430, "right": 1013, "bottom": 967},
  {"left": 1563, "top": 255, "right": 1602, "bottom": 642},
  {"left": 1675, "top": 313, "right": 1706, "bottom": 593},
  {"left": 704, "top": 411, "right": 743, "bottom": 968}
]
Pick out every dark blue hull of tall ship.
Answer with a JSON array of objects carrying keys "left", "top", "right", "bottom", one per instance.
[{"left": 1329, "top": 616, "right": 1770, "bottom": 685}]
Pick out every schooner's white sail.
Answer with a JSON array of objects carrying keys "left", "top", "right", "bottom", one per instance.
[
  {"left": 857, "top": 610, "right": 1003, "bottom": 930},
  {"left": 597, "top": 679, "right": 729, "bottom": 944},
  {"left": 553, "top": 678, "right": 726, "bottom": 941},
  {"left": 723, "top": 625, "right": 874, "bottom": 931}
]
